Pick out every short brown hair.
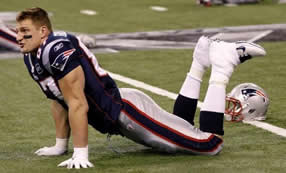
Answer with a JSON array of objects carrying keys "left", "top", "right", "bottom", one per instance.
[{"left": 16, "top": 7, "right": 53, "bottom": 31}]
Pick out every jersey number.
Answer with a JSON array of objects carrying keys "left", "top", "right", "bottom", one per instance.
[
  {"left": 39, "top": 77, "right": 64, "bottom": 100},
  {"left": 78, "top": 38, "right": 107, "bottom": 76}
]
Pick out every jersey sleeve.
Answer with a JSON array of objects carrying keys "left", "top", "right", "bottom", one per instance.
[{"left": 46, "top": 40, "right": 81, "bottom": 80}]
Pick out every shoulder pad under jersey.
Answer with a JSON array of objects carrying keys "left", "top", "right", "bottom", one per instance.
[{"left": 39, "top": 32, "right": 77, "bottom": 75}]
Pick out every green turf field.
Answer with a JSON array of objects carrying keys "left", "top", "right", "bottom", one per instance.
[{"left": 0, "top": 0, "right": 286, "bottom": 173}]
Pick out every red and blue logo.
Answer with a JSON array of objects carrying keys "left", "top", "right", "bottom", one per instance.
[{"left": 51, "top": 48, "right": 75, "bottom": 71}]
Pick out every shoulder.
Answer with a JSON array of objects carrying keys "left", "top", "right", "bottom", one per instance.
[
  {"left": 40, "top": 32, "right": 72, "bottom": 55},
  {"left": 39, "top": 32, "right": 79, "bottom": 74},
  {"left": 39, "top": 32, "right": 78, "bottom": 61}
]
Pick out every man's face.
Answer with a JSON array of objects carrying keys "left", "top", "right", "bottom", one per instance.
[{"left": 16, "top": 19, "right": 43, "bottom": 53}]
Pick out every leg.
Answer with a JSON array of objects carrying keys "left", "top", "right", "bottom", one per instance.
[
  {"left": 173, "top": 36, "right": 211, "bottom": 125},
  {"left": 199, "top": 40, "right": 266, "bottom": 135},
  {"left": 118, "top": 88, "right": 223, "bottom": 155}
]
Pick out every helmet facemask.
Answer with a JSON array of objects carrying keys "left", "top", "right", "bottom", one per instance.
[{"left": 225, "top": 97, "right": 244, "bottom": 122}]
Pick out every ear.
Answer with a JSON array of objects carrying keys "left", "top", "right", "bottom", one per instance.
[{"left": 39, "top": 25, "right": 49, "bottom": 39}]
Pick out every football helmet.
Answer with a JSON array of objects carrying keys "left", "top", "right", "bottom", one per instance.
[{"left": 225, "top": 83, "right": 269, "bottom": 122}]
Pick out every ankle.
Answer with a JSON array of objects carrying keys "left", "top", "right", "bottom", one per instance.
[
  {"left": 189, "top": 61, "right": 206, "bottom": 82},
  {"left": 209, "top": 71, "right": 229, "bottom": 86}
]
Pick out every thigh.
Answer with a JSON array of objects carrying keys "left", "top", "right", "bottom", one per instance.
[{"left": 118, "top": 88, "right": 223, "bottom": 155}]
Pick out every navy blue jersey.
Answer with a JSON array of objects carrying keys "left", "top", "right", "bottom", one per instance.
[{"left": 23, "top": 32, "right": 123, "bottom": 134}]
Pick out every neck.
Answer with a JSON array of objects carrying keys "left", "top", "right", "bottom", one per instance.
[
  {"left": 30, "top": 49, "right": 38, "bottom": 57},
  {"left": 40, "top": 31, "right": 51, "bottom": 45},
  {"left": 40, "top": 36, "right": 48, "bottom": 45}
]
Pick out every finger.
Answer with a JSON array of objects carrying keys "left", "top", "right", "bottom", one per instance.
[
  {"left": 35, "top": 147, "right": 47, "bottom": 154},
  {"left": 36, "top": 150, "right": 47, "bottom": 156},
  {"left": 80, "top": 161, "right": 87, "bottom": 169},
  {"left": 75, "top": 161, "right": 80, "bottom": 169},
  {"left": 37, "top": 151, "right": 49, "bottom": 156},
  {"left": 34, "top": 150, "right": 41, "bottom": 154},
  {"left": 36, "top": 152, "right": 43, "bottom": 156},
  {"left": 58, "top": 162, "right": 67, "bottom": 167},
  {"left": 67, "top": 160, "right": 74, "bottom": 169},
  {"left": 86, "top": 161, "right": 94, "bottom": 168},
  {"left": 35, "top": 150, "right": 44, "bottom": 155},
  {"left": 58, "top": 159, "right": 70, "bottom": 167}
]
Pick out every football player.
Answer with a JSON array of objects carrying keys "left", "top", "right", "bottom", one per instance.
[{"left": 15, "top": 7, "right": 266, "bottom": 169}]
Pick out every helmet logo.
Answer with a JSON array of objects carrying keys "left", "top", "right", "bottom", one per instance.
[
  {"left": 225, "top": 83, "right": 269, "bottom": 122},
  {"left": 241, "top": 88, "right": 266, "bottom": 99}
]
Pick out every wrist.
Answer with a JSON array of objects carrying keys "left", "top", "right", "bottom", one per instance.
[
  {"left": 55, "top": 138, "right": 68, "bottom": 149},
  {"left": 73, "top": 145, "right": 88, "bottom": 159}
]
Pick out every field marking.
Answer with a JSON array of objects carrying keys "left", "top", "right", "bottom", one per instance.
[
  {"left": 80, "top": 9, "right": 97, "bottom": 16},
  {"left": 150, "top": 6, "right": 168, "bottom": 12},
  {"left": 247, "top": 30, "right": 273, "bottom": 42},
  {"left": 108, "top": 70, "right": 286, "bottom": 138},
  {"left": 243, "top": 120, "right": 286, "bottom": 137}
]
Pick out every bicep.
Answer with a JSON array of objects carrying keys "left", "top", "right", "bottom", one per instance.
[{"left": 58, "top": 66, "right": 87, "bottom": 107}]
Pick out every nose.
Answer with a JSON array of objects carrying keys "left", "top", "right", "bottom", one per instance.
[{"left": 16, "top": 33, "right": 23, "bottom": 42}]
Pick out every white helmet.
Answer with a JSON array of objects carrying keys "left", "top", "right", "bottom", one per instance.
[{"left": 225, "top": 83, "right": 270, "bottom": 122}]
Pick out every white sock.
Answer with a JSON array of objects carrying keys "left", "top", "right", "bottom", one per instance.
[
  {"left": 209, "top": 70, "right": 230, "bottom": 86},
  {"left": 179, "top": 72, "right": 201, "bottom": 99},
  {"left": 201, "top": 84, "right": 226, "bottom": 113},
  {"left": 189, "top": 60, "right": 206, "bottom": 82}
]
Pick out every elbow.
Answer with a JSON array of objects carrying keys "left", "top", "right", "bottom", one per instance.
[
  {"left": 79, "top": 101, "right": 89, "bottom": 114},
  {"left": 80, "top": 101, "right": 89, "bottom": 114}
]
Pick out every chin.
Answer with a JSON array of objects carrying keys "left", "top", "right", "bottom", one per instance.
[
  {"left": 20, "top": 49, "right": 29, "bottom": 53},
  {"left": 21, "top": 47, "right": 37, "bottom": 54}
]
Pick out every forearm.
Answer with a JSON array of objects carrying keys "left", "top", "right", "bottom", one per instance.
[
  {"left": 58, "top": 104, "right": 93, "bottom": 169},
  {"left": 51, "top": 100, "right": 70, "bottom": 139},
  {"left": 57, "top": 66, "right": 93, "bottom": 169},
  {"left": 56, "top": 122, "right": 70, "bottom": 139},
  {"left": 68, "top": 100, "right": 89, "bottom": 148}
]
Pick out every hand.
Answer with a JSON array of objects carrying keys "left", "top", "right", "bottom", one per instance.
[
  {"left": 35, "top": 138, "right": 68, "bottom": 156},
  {"left": 57, "top": 146, "right": 93, "bottom": 169},
  {"left": 57, "top": 157, "right": 94, "bottom": 169},
  {"left": 35, "top": 146, "right": 67, "bottom": 156}
]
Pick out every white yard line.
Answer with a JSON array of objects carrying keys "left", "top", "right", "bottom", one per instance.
[
  {"left": 108, "top": 70, "right": 286, "bottom": 138},
  {"left": 107, "top": 71, "right": 178, "bottom": 99},
  {"left": 243, "top": 120, "right": 286, "bottom": 138},
  {"left": 150, "top": 6, "right": 168, "bottom": 12},
  {"left": 247, "top": 30, "right": 273, "bottom": 43}
]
